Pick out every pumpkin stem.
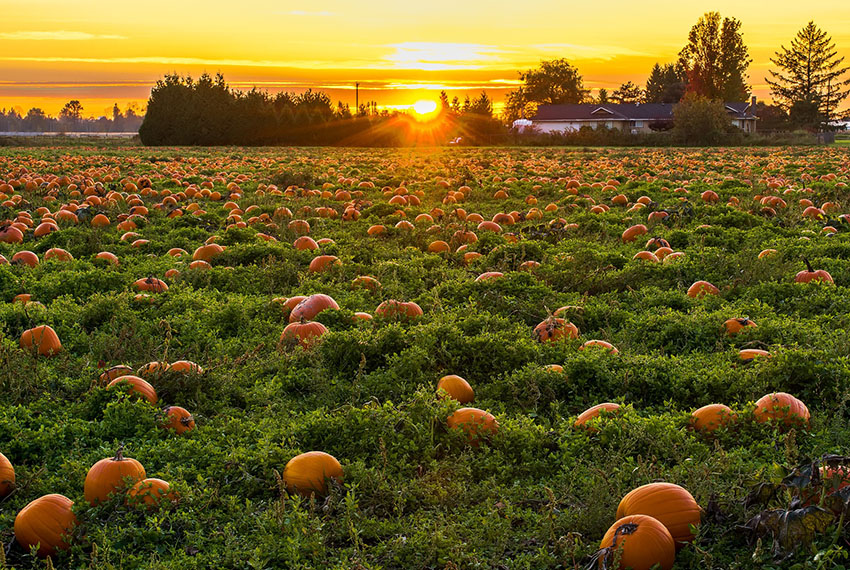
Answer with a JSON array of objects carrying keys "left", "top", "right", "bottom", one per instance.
[
  {"left": 612, "top": 522, "right": 639, "bottom": 547},
  {"left": 181, "top": 416, "right": 194, "bottom": 426},
  {"left": 803, "top": 256, "right": 814, "bottom": 273},
  {"left": 114, "top": 443, "right": 125, "bottom": 462}
]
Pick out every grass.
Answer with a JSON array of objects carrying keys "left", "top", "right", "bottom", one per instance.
[{"left": 0, "top": 145, "right": 850, "bottom": 568}]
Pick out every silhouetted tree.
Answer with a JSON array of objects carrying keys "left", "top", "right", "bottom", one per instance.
[
  {"left": 612, "top": 81, "right": 644, "bottom": 104},
  {"left": 503, "top": 58, "right": 588, "bottom": 122},
  {"left": 645, "top": 63, "right": 688, "bottom": 103},
  {"left": 673, "top": 92, "right": 739, "bottom": 144},
  {"left": 767, "top": 22, "right": 850, "bottom": 130},
  {"left": 678, "top": 12, "right": 751, "bottom": 101}
]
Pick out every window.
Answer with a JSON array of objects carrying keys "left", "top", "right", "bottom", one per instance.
[{"left": 634, "top": 121, "right": 644, "bottom": 128}]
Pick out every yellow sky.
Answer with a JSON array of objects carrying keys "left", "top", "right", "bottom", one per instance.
[{"left": 1, "top": 0, "right": 849, "bottom": 117}]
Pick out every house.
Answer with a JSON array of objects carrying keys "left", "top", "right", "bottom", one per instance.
[{"left": 522, "top": 97, "right": 758, "bottom": 134}]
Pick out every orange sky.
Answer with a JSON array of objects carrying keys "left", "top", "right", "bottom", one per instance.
[{"left": 1, "top": 0, "right": 849, "bottom": 117}]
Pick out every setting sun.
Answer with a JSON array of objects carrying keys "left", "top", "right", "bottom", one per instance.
[{"left": 412, "top": 99, "right": 438, "bottom": 118}]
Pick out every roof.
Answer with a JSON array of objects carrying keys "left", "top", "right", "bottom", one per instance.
[{"left": 532, "top": 102, "right": 756, "bottom": 122}]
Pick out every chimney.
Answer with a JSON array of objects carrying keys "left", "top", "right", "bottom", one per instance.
[{"left": 751, "top": 95, "right": 757, "bottom": 110}]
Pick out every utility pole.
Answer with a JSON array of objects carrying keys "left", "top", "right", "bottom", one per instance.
[{"left": 355, "top": 83, "right": 359, "bottom": 112}]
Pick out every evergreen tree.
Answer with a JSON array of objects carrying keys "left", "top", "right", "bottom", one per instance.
[
  {"left": 645, "top": 63, "right": 687, "bottom": 103},
  {"left": 611, "top": 81, "right": 644, "bottom": 104},
  {"left": 767, "top": 22, "right": 850, "bottom": 129}
]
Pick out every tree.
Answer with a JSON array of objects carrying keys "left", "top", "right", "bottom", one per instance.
[
  {"left": 672, "top": 92, "right": 739, "bottom": 145},
  {"left": 59, "top": 100, "right": 84, "bottom": 130},
  {"left": 465, "top": 92, "right": 493, "bottom": 117},
  {"left": 611, "top": 81, "right": 644, "bottom": 104},
  {"left": 23, "top": 108, "right": 48, "bottom": 131},
  {"left": 596, "top": 88, "right": 610, "bottom": 104},
  {"left": 439, "top": 91, "right": 451, "bottom": 111},
  {"left": 678, "top": 12, "right": 751, "bottom": 101},
  {"left": 645, "top": 63, "right": 687, "bottom": 103},
  {"left": 755, "top": 102, "right": 790, "bottom": 131},
  {"left": 766, "top": 22, "right": 850, "bottom": 129},
  {"left": 503, "top": 58, "right": 588, "bottom": 121}
]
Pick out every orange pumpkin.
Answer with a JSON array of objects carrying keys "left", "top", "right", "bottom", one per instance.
[
  {"left": 293, "top": 236, "right": 319, "bottom": 251},
  {"left": 14, "top": 494, "right": 77, "bottom": 557},
  {"left": 170, "top": 360, "right": 203, "bottom": 374},
  {"left": 193, "top": 243, "right": 224, "bottom": 261},
  {"left": 309, "top": 255, "right": 341, "bottom": 273},
  {"left": 289, "top": 294, "right": 339, "bottom": 323},
  {"left": 98, "top": 364, "right": 133, "bottom": 384},
  {"left": 754, "top": 392, "right": 810, "bottom": 428},
  {"left": 133, "top": 277, "right": 169, "bottom": 293},
  {"left": 95, "top": 251, "right": 119, "bottom": 266},
  {"left": 575, "top": 402, "right": 621, "bottom": 430},
  {"left": 687, "top": 281, "right": 719, "bottom": 298},
  {"left": 137, "top": 361, "right": 171, "bottom": 377},
  {"left": 84, "top": 446, "right": 147, "bottom": 505},
  {"left": 622, "top": 224, "right": 648, "bottom": 243},
  {"left": 436, "top": 375, "right": 475, "bottom": 404},
  {"left": 12, "top": 250, "right": 39, "bottom": 268},
  {"left": 107, "top": 375, "right": 158, "bottom": 404},
  {"left": 446, "top": 408, "right": 499, "bottom": 446},
  {"left": 723, "top": 317, "right": 756, "bottom": 335},
  {"left": 533, "top": 317, "right": 579, "bottom": 343},
  {"left": 281, "top": 320, "right": 329, "bottom": 348},
  {"left": 0, "top": 451, "right": 15, "bottom": 497},
  {"left": 598, "top": 514, "right": 675, "bottom": 570},
  {"left": 352, "top": 276, "right": 381, "bottom": 291},
  {"left": 617, "top": 482, "right": 701, "bottom": 546},
  {"left": 127, "top": 478, "right": 177, "bottom": 508},
  {"left": 20, "top": 325, "right": 62, "bottom": 357},
  {"left": 283, "top": 451, "right": 344, "bottom": 497},
  {"left": 163, "top": 406, "right": 196, "bottom": 434},
  {"left": 795, "top": 259, "right": 833, "bottom": 284},
  {"left": 690, "top": 404, "right": 737, "bottom": 433},
  {"left": 580, "top": 339, "right": 619, "bottom": 354},
  {"left": 375, "top": 300, "right": 423, "bottom": 320}
]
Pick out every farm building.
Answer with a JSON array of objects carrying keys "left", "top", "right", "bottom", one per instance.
[{"left": 522, "top": 97, "right": 758, "bottom": 134}]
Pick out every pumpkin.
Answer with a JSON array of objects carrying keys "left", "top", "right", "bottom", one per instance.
[
  {"left": 95, "top": 251, "right": 119, "bottom": 266},
  {"left": 724, "top": 317, "right": 756, "bottom": 335},
  {"left": 281, "top": 320, "right": 329, "bottom": 348},
  {"left": 44, "top": 248, "right": 73, "bottom": 262},
  {"left": 137, "top": 361, "right": 171, "bottom": 377},
  {"left": 690, "top": 404, "right": 737, "bottom": 433},
  {"left": 754, "top": 392, "right": 810, "bottom": 428},
  {"left": 170, "top": 360, "right": 203, "bottom": 374},
  {"left": 446, "top": 408, "right": 499, "bottom": 446},
  {"left": 739, "top": 348, "right": 771, "bottom": 361},
  {"left": 98, "top": 364, "right": 133, "bottom": 384},
  {"left": 622, "top": 224, "right": 648, "bottom": 243},
  {"left": 133, "top": 277, "right": 169, "bottom": 293},
  {"left": 308, "top": 255, "right": 340, "bottom": 273},
  {"left": 84, "top": 445, "right": 147, "bottom": 505},
  {"left": 289, "top": 294, "right": 339, "bottom": 323},
  {"left": 617, "top": 482, "right": 701, "bottom": 546},
  {"left": 580, "top": 339, "right": 619, "bottom": 354},
  {"left": 12, "top": 250, "right": 39, "bottom": 267},
  {"left": 293, "top": 236, "right": 319, "bottom": 251},
  {"left": 436, "top": 375, "right": 474, "bottom": 404},
  {"left": 127, "top": 478, "right": 177, "bottom": 508},
  {"left": 533, "top": 317, "right": 579, "bottom": 343},
  {"left": 20, "top": 325, "right": 62, "bottom": 356},
  {"left": 14, "top": 494, "right": 77, "bottom": 557},
  {"left": 192, "top": 243, "right": 224, "bottom": 261},
  {"left": 107, "top": 375, "right": 158, "bottom": 404},
  {"left": 575, "top": 403, "right": 621, "bottom": 429},
  {"left": 598, "top": 515, "right": 675, "bottom": 570},
  {"left": 475, "top": 271, "right": 504, "bottom": 281},
  {"left": 795, "top": 258, "right": 833, "bottom": 284},
  {"left": 0, "top": 451, "right": 15, "bottom": 497},
  {"left": 352, "top": 276, "right": 381, "bottom": 291},
  {"left": 277, "top": 295, "right": 307, "bottom": 318},
  {"left": 375, "top": 300, "right": 423, "bottom": 320},
  {"left": 283, "top": 451, "right": 344, "bottom": 497},
  {"left": 687, "top": 281, "right": 719, "bottom": 298},
  {"left": 162, "top": 406, "right": 195, "bottom": 434}
]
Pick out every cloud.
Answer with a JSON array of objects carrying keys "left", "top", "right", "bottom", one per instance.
[
  {"left": 383, "top": 42, "right": 509, "bottom": 71},
  {"left": 0, "top": 31, "right": 126, "bottom": 41},
  {"left": 283, "top": 10, "right": 335, "bottom": 16},
  {"left": 528, "top": 43, "right": 652, "bottom": 61}
]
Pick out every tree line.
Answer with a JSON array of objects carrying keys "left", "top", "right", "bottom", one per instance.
[
  {"left": 503, "top": 14, "right": 849, "bottom": 132},
  {"left": 0, "top": 101, "right": 143, "bottom": 133},
  {"left": 138, "top": 73, "right": 503, "bottom": 146}
]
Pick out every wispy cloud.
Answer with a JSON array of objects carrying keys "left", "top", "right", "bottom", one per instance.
[
  {"left": 383, "top": 42, "right": 507, "bottom": 71},
  {"left": 283, "top": 10, "right": 335, "bottom": 16},
  {"left": 0, "top": 31, "right": 126, "bottom": 41},
  {"left": 529, "top": 43, "right": 652, "bottom": 61}
]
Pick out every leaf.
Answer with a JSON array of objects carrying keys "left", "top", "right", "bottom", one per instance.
[{"left": 744, "top": 505, "right": 834, "bottom": 560}]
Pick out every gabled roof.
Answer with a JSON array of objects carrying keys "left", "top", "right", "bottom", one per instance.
[{"left": 532, "top": 102, "right": 755, "bottom": 122}]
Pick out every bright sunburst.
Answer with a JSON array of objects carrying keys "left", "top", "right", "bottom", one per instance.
[{"left": 412, "top": 99, "right": 438, "bottom": 118}]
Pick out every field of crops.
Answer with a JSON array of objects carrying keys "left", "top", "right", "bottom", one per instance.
[{"left": 2, "top": 145, "right": 850, "bottom": 569}]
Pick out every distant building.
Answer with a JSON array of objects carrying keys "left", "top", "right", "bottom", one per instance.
[{"left": 520, "top": 97, "right": 758, "bottom": 134}]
